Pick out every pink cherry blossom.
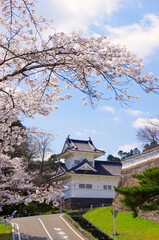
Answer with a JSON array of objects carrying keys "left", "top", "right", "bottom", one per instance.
[{"left": 0, "top": 0, "right": 159, "bottom": 223}]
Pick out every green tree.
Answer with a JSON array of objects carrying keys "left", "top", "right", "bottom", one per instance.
[
  {"left": 47, "top": 154, "right": 58, "bottom": 171},
  {"left": 142, "top": 141, "right": 158, "bottom": 152},
  {"left": 117, "top": 148, "right": 140, "bottom": 159},
  {"left": 107, "top": 154, "right": 120, "bottom": 162},
  {"left": 114, "top": 167, "right": 159, "bottom": 217},
  {"left": 107, "top": 154, "right": 114, "bottom": 161}
]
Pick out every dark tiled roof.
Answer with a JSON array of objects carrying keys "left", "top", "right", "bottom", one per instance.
[
  {"left": 95, "top": 161, "right": 122, "bottom": 176},
  {"left": 61, "top": 136, "right": 105, "bottom": 154},
  {"left": 48, "top": 160, "right": 122, "bottom": 182},
  {"left": 68, "top": 160, "right": 122, "bottom": 176}
]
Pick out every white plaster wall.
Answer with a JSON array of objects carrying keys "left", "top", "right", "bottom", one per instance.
[
  {"left": 64, "top": 152, "right": 95, "bottom": 170},
  {"left": 63, "top": 175, "right": 119, "bottom": 199},
  {"left": 122, "top": 147, "right": 159, "bottom": 169}
]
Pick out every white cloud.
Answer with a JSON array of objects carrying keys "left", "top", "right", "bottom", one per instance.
[
  {"left": 132, "top": 117, "right": 159, "bottom": 128},
  {"left": 114, "top": 117, "right": 121, "bottom": 122},
  {"left": 76, "top": 131, "right": 83, "bottom": 137},
  {"left": 117, "top": 143, "right": 139, "bottom": 152},
  {"left": 34, "top": 152, "right": 52, "bottom": 161},
  {"left": 99, "top": 105, "right": 115, "bottom": 114},
  {"left": 49, "top": 0, "right": 125, "bottom": 33},
  {"left": 126, "top": 109, "right": 143, "bottom": 116},
  {"left": 105, "top": 14, "right": 159, "bottom": 58},
  {"left": 132, "top": 118, "right": 148, "bottom": 128}
]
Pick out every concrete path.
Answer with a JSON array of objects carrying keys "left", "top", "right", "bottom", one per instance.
[{"left": 11, "top": 214, "right": 88, "bottom": 240}]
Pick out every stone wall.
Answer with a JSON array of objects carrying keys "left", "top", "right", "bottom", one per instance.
[
  {"left": 65, "top": 197, "right": 113, "bottom": 210},
  {"left": 112, "top": 148, "right": 159, "bottom": 223}
]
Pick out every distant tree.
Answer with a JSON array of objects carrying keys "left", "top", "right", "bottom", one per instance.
[
  {"left": 114, "top": 167, "right": 159, "bottom": 217},
  {"left": 118, "top": 148, "right": 140, "bottom": 159},
  {"left": 133, "top": 147, "right": 140, "bottom": 155},
  {"left": 142, "top": 141, "right": 158, "bottom": 152},
  {"left": 7, "top": 121, "right": 37, "bottom": 161},
  {"left": 107, "top": 154, "right": 114, "bottom": 161},
  {"left": 130, "top": 149, "right": 133, "bottom": 156},
  {"left": 136, "top": 126, "right": 159, "bottom": 145},
  {"left": 4, "top": 121, "right": 41, "bottom": 171},
  {"left": 118, "top": 150, "right": 124, "bottom": 158},
  {"left": 47, "top": 154, "right": 58, "bottom": 171},
  {"left": 107, "top": 154, "right": 120, "bottom": 162},
  {"left": 34, "top": 134, "right": 54, "bottom": 176},
  {"left": 136, "top": 121, "right": 159, "bottom": 152},
  {"left": 113, "top": 156, "right": 121, "bottom": 162}
]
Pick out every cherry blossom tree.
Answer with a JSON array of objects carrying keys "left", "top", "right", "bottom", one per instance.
[
  {"left": 33, "top": 134, "right": 53, "bottom": 176},
  {"left": 0, "top": 0, "right": 159, "bottom": 221}
]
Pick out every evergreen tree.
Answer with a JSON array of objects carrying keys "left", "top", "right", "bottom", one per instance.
[
  {"left": 107, "top": 154, "right": 120, "bottom": 162},
  {"left": 114, "top": 167, "right": 159, "bottom": 217},
  {"left": 117, "top": 148, "right": 140, "bottom": 159}
]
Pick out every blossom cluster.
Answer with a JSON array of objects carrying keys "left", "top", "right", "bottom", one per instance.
[{"left": 0, "top": 0, "right": 159, "bottom": 220}]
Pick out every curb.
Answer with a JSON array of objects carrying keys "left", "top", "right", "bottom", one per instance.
[{"left": 64, "top": 214, "right": 95, "bottom": 240}]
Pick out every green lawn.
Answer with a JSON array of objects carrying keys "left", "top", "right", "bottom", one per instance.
[
  {"left": 83, "top": 207, "right": 159, "bottom": 240},
  {"left": 0, "top": 223, "right": 12, "bottom": 240}
]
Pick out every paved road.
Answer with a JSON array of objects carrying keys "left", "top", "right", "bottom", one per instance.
[{"left": 11, "top": 214, "right": 88, "bottom": 240}]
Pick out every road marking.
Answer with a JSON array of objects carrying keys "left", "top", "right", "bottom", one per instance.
[
  {"left": 12, "top": 223, "right": 21, "bottom": 240},
  {"left": 12, "top": 223, "right": 15, "bottom": 240},
  {"left": 38, "top": 218, "right": 53, "bottom": 240},
  {"left": 60, "top": 214, "right": 84, "bottom": 240},
  {"left": 54, "top": 227, "right": 68, "bottom": 239},
  {"left": 16, "top": 223, "right": 21, "bottom": 240}
]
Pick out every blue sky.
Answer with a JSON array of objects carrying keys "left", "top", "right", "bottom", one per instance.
[{"left": 24, "top": 0, "right": 159, "bottom": 158}]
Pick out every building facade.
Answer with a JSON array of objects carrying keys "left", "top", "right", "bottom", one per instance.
[{"left": 50, "top": 136, "right": 122, "bottom": 209}]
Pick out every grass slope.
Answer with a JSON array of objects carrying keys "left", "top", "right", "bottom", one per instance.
[
  {"left": 0, "top": 223, "right": 12, "bottom": 240},
  {"left": 83, "top": 207, "right": 159, "bottom": 240}
]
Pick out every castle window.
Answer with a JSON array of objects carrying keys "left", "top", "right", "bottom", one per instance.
[
  {"left": 86, "top": 184, "right": 92, "bottom": 189},
  {"left": 103, "top": 185, "right": 107, "bottom": 190},
  {"left": 103, "top": 185, "right": 112, "bottom": 190},
  {"left": 79, "top": 184, "right": 85, "bottom": 188},
  {"left": 108, "top": 185, "right": 112, "bottom": 190}
]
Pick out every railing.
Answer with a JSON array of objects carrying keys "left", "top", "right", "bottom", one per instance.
[
  {"left": 4, "top": 203, "right": 110, "bottom": 219},
  {"left": 3, "top": 210, "right": 56, "bottom": 219}
]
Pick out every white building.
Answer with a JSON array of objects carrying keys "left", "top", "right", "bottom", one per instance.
[{"left": 50, "top": 136, "right": 122, "bottom": 209}]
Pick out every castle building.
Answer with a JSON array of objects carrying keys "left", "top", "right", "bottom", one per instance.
[{"left": 50, "top": 136, "right": 122, "bottom": 209}]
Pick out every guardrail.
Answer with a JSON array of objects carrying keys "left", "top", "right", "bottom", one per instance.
[{"left": 3, "top": 202, "right": 110, "bottom": 219}]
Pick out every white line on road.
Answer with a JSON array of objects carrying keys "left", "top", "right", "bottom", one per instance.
[
  {"left": 12, "top": 223, "right": 15, "bottom": 240},
  {"left": 60, "top": 214, "right": 84, "bottom": 240},
  {"left": 16, "top": 223, "right": 21, "bottom": 240},
  {"left": 12, "top": 223, "right": 21, "bottom": 240},
  {"left": 38, "top": 218, "right": 53, "bottom": 240}
]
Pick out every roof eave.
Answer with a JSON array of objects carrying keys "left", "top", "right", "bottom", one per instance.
[{"left": 57, "top": 149, "right": 105, "bottom": 159}]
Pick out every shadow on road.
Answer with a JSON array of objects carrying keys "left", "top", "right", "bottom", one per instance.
[{"left": 21, "top": 234, "right": 49, "bottom": 240}]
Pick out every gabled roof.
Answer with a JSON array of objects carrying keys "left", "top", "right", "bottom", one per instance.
[
  {"left": 50, "top": 160, "right": 122, "bottom": 181},
  {"left": 57, "top": 136, "right": 105, "bottom": 158},
  {"left": 69, "top": 159, "right": 97, "bottom": 172}
]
